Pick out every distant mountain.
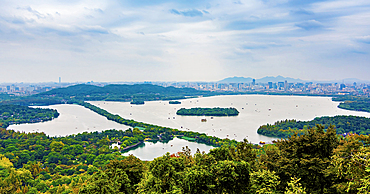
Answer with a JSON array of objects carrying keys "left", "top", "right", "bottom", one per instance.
[
  {"left": 218, "top": 76, "right": 253, "bottom": 83},
  {"left": 257, "top": 76, "right": 305, "bottom": 83},
  {"left": 218, "top": 76, "right": 305, "bottom": 83}
]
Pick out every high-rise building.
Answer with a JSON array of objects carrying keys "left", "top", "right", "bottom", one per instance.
[
  {"left": 252, "top": 79, "right": 256, "bottom": 86},
  {"left": 268, "top": 82, "right": 273, "bottom": 89},
  {"left": 340, "top": 84, "right": 346, "bottom": 90},
  {"left": 59, "top": 77, "right": 61, "bottom": 84}
]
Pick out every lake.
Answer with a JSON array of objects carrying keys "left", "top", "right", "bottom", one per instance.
[
  {"left": 8, "top": 94, "right": 370, "bottom": 149},
  {"left": 118, "top": 137, "right": 216, "bottom": 161},
  {"left": 89, "top": 95, "right": 370, "bottom": 143},
  {"left": 7, "top": 104, "right": 129, "bottom": 136}
]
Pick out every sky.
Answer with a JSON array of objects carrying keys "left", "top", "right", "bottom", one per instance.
[{"left": 0, "top": 0, "right": 369, "bottom": 83}]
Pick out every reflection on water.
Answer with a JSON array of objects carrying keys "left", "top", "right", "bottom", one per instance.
[
  {"left": 90, "top": 95, "right": 370, "bottom": 143},
  {"left": 122, "top": 138, "right": 216, "bottom": 161}
]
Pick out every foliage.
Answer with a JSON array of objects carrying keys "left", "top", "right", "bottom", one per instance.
[
  {"left": 257, "top": 115, "right": 370, "bottom": 138},
  {"left": 259, "top": 125, "right": 339, "bottom": 193},
  {"left": 333, "top": 96, "right": 370, "bottom": 113},
  {"left": 284, "top": 177, "right": 306, "bottom": 194},
  {"left": 169, "top": 101, "right": 181, "bottom": 104},
  {"left": 250, "top": 169, "right": 280, "bottom": 194},
  {"left": 1, "top": 124, "right": 370, "bottom": 193},
  {"left": 176, "top": 107, "right": 239, "bottom": 116},
  {"left": 0, "top": 105, "right": 59, "bottom": 128}
]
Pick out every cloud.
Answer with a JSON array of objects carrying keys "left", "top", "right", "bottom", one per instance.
[
  {"left": 1, "top": 0, "right": 370, "bottom": 82},
  {"left": 295, "top": 20, "right": 324, "bottom": 30},
  {"left": 242, "top": 42, "right": 291, "bottom": 50},
  {"left": 356, "top": 35, "right": 370, "bottom": 44},
  {"left": 170, "top": 9, "right": 203, "bottom": 17},
  {"left": 290, "top": 9, "right": 314, "bottom": 16}
]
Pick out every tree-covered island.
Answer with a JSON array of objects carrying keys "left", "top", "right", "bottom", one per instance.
[
  {"left": 257, "top": 115, "right": 370, "bottom": 138},
  {"left": 169, "top": 101, "right": 181, "bottom": 104},
  {"left": 0, "top": 105, "right": 59, "bottom": 128},
  {"left": 176, "top": 107, "right": 239, "bottom": 116}
]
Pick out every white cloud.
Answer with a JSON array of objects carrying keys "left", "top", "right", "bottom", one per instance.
[{"left": 0, "top": 0, "right": 370, "bottom": 82}]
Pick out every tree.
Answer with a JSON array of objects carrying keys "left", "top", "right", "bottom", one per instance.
[
  {"left": 106, "top": 156, "right": 145, "bottom": 191},
  {"left": 250, "top": 169, "right": 280, "bottom": 194},
  {"left": 50, "top": 141, "right": 64, "bottom": 152},
  {"left": 261, "top": 125, "right": 339, "bottom": 193},
  {"left": 285, "top": 177, "right": 307, "bottom": 194},
  {"left": 327, "top": 134, "right": 370, "bottom": 193}
]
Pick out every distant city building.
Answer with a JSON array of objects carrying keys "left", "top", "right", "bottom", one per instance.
[
  {"left": 268, "top": 82, "right": 273, "bottom": 89},
  {"left": 340, "top": 84, "right": 346, "bottom": 90}
]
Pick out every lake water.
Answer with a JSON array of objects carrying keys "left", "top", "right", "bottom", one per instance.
[
  {"left": 120, "top": 138, "right": 216, "bottom": 161},
  {"left": 7, "top": 104, "right": 129, "bottom": 136},
  {"left": 7, "top": 95, "right": 370, "bottom": 159},
  {"left": 89, "top": 95, "right": 370, "bottom": 143}
]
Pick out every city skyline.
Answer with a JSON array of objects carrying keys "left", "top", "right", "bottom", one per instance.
[{"left": 1, "top": 0, "right": 370, "bottom": 82}]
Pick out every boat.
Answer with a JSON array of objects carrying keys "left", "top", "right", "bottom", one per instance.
[
  {"left": 259, "top": 141, "right": 266, "bottom": 145},
  {"left": 201, "top": 119, "right": 207, "bottom": 122}
]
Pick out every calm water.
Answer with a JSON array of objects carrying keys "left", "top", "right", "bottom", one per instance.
[
  {"left": 120, "top": 138, "right": 216, "bottom": 161},
  {"left": 90, "top": 95, "right": 370, "bottom": 143},
  {"left": 8, "top": 104, "right": 129, "bottom": 136}
]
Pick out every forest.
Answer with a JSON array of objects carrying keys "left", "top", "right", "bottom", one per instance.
[
  {"left": 1, "top": 124, "right": 370, "bottom": 193},
  {"left": 169, "top": 101, "right": 181, "bottom": 104},
  {"left": 257, "top": 115, "right": 370, "bottom": 138},
  {"left": 36, "top": 84, "right": 213, "bottom": 104},
  {"left": 0, "top": 84, "right": 217, "bottom": 106},
  {"left": 332, "top": 96, "right": 370, "bottom": 113},
  {"left": 176, "top": 107, "right": 239, "bottom": 116},
  {"left": 0, "top": 105, "right": 59, "bottom": 128}
]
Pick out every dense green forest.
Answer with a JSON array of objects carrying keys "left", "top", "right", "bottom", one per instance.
[
  {"left": 1, "top": 125, "right": 370, "bottom": 193},
  {"left": 0, "top": 84, "right": 215, "bottom": 106},
  {"left": 169, "top": 101, "right": 181, "bottom": 104},
  {"left": 0, "top": 105, "right": 59, "bottom": 128},
  {"left": 36, "top": 84, "right": 212, "bottom": 104},
  {"left": 176, "top": 107, "right": 239, "bottom": 116},
  {"left": 257, "top": 115, "right": 370, "bottom": 138},
  {"left": 332, "top": 96, "right": 370, "bottom": 113}
]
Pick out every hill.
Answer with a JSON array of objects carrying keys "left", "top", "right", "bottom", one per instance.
[{"left": 34, "top": 84, "right": 212, "bottom": 103}]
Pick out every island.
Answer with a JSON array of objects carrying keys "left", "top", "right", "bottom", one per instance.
[
  {"left": 169, "top": 101, "right": 181, "bottom": 104},
  {"left": 176, "top": 107, "right": 239, "bottom": 116},
  {"left": 130, "top": 100, "right": 145, "bottom": 105},
  {"left": 0, "top": 104, "right": 59, "bottom": 128}
]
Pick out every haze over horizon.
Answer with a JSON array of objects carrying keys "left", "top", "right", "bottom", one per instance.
[{"left": 1, "top": 0, "right": 369, "bottom": 83}]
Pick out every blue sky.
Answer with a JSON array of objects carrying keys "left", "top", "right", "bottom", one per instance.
[{"left": 0, "top": 0, "right": 369, "bottom": 82}]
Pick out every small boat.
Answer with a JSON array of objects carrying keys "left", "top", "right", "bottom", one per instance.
[
  {"left": 259, "top": 141, "right": 266, "bottom": 145},
  {"left": 201, "top": 119, "right": 207, "bottom": 122}
]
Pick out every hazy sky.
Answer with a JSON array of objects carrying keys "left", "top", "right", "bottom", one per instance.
[{"left": 0, "top": 0, "right": 369, "bottom": 83}]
